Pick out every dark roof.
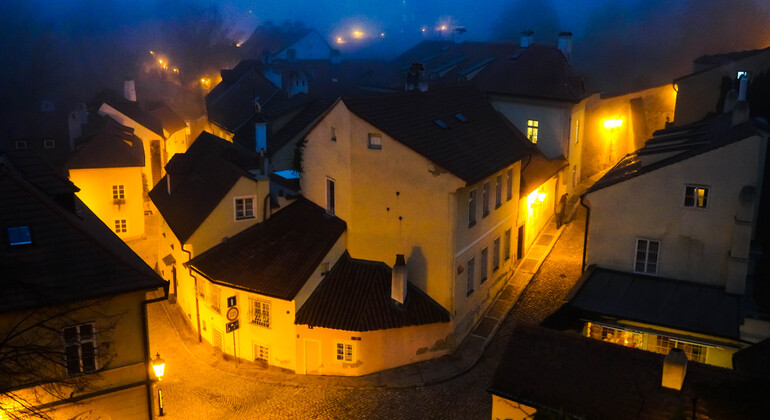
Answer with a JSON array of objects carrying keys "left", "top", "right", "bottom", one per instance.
[
  {"left": 368, "top": 41, "right": 585, "bottom": 102},
  {"left": 489, "top": 325, "right": 770, "bottom": 420},
  {"left": 269, "top": 99, "right": 333, "bottom": 154},
  {"left": 520, "top": 152, "right": 568, "bottom": 197},
  {"left": 0, "top": 154, "right": 165, "bottom": 313},
  {"left": 89, "top": 89, "right": 165, "bottom": 137},
  {"left": 66, "top": 116, "right": 145, "bottom": 169},
  {"left": 145, "top": 101, "right": 187, "bottom": 135},
  {"left": 295, "top": 252, "right": 450, "bottom": 331},
  {"left": 206, "top": 64, "right": 282, "bottom": 133},
  {"left": 565, "top": 266, "right": 742, "bottom": 340},
  {"left": 149, "top": 132, "right": 261, "bottom": 244},
  {"left": 677, "top": 46, "right": 770, "bottom": 81},
  {"left": 587, "top": 112, "right": 769, "bottom": 194},
  {"left": 187, "top": 198, "right": 346, "bottom": 300},
  {"left": 733, "top": 338, "right": 770, "bottom": 379},
  {"left": 342, "top": 83, "right": 532, "bottom": 185},
  {"left": 240, "top": 24, "right": 315, "bottom": 58},
  {"left": 0, "top": 149, "right": 77, "bottom": 197}
]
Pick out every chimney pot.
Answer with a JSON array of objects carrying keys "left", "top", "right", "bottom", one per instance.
[
  {"left": 662, "top": 348, "right": 687, "bottom": 391},
  {"left": 391, "top": 254, "right": 407, "bottom": 304},
  {"left": 520, "top": 30, "right": 534, "bottom": 48}
]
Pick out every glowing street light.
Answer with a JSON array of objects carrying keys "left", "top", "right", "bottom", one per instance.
[
  {"left": 352, "top": 29, "right": 364, "bottom": 39},
  {"left": 336, "top": 36, "right": 344, "bottom": 44},
  {"left": 152, "top": 353, "right": 166, "bottom": 416},
  {"left": 603, "top": 118, "right": 623, "bottom": 130}
]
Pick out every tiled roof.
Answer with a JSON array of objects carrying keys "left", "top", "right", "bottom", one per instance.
[
  {"left": 368, "top": 41, "right": 585, "bottom": 102},
  {"left": 520, "top": 151, "right": 568, "bottom": 197},
  {"left": 149, "top": 132, "right": 261, "bottom": 244},
  {"left": 145, "top": 101, "right": 187, "bottom": 135},
  {"left": 239, "top": 24, "right": 314, "bottom": 58},
  {"left": 0, "top": 153, "right": 165, "bottom": 313},
  {"left": 187, "top": 198, "right": 346, "bottom": 300},
  {"left": 677, "top": 46, "right": 770, "bottom": 80},
  {"left": 206, "top": 65, "right": 282, "bottom": 133},
  {"left": 565, "top": 266, "right": 742, "bottom": 340},
  {"left": 489, "top": 325, "right": 770, "bottom": 419},
  {"left": 295, "top": 252, "right": 450, "bottom": 332},
  {"left": 586, "top": 112, "right": 769, "bottom": 194},
  {"left": 66, "top": 116, "right": 145, "bottom": 169},
  {"left": 89, "top": 89, "right": 165, "bottom": 137},
  {"left": 342, "top": 83, "right": 532, "bottom": 185},
  {"left": 0, "top": 149, "right": 77, "bottom": 197},
  {"left": 268, "top": 99, "right": 333, "bottom": 155}
]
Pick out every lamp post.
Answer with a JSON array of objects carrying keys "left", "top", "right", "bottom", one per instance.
[{"left": 151, "top": 352, "right": 166, "bottom": 417}]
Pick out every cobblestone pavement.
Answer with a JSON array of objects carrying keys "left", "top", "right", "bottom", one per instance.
[{"left": 147, "top": 207, "right": 586, "bottom": 420}]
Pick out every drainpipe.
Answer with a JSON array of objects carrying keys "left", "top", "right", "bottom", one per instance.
[
  {"left": 142, "top": 286, "right": 168, "bottom": 419},
  {"left": 182, "top": 245, "right": 202, "bottom": 342},
  {"left": 579, "top": 194, "right": 591, "bottom": 273},
  {"left": 263, "top": 191, "right": 271, "bottom": 221}
]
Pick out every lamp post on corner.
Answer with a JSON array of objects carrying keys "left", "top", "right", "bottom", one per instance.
[{"left": 152, "top": 352, "right": 166, "bottom": 417}]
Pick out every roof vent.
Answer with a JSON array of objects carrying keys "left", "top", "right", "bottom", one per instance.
[{"left": 434, "top": 119, "right": 448, "bottom": 129}]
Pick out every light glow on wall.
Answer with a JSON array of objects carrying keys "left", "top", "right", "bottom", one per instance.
[{"left": 603, "top": 118, "right": 623, "bottom": 130}]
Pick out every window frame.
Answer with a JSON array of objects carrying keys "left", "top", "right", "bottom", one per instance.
[
  {"left": 234, "top": 196, "right": 256, "bottom": 220},
  {"left": 326, "top": 177, "right": 336, "bottom": 215},
  {"left": 62, "top": 323, "right": 97, "bottom": 376},
  {"left": 250, "top": 299, "right": 271, "bottom": 328},
  {"left": 503, "top": 229, "right": 511, "bottom": 261},
  {"left": 335, "top": 341, "right": 354, "bottom": 362},
  {"left": 634, "top": 238, "right": 660, "bottom": 275},
  {"left": 468, "top": 189, "right": 477, "bottom": 227},
  {"left": 112, "top": 184, "right": 125, "bottom": 200},
  {"left": 254, "top": 343, "right": 270, "bottom": 362},
  {"left": 7, "top": 226, "right": 32, "bottom": 246},
  {"left": 480, "top": 247, "right": 488, "bottom": 284},
  {"left": 493, "top": 237, "right": 501, "bottom": 270},
  {"left": 367, "top": 133, "right": 382, "bottom": 150},
  {"left": 43, "top": 139, "right": 55, "bottom": 149},
  {"left": 15, "top": 140, "right": 27, "bottom": 150},
  {"left": 114, "top": 219, "right": 127, "bottom": 233},
  {"left": 506, "top": 169, "right": 513, "bottom": 201},
  {"left": 526, "top": 119, "right": 539, "bottom": 143},
  {"left": 495, "top": 174, "right": 502, "bottom": 208},
  {"left": 466, "top": 257, "right": 475, "bottom": 296},
  {"left": 683, "top": 185, "right": 709, "bottom": 209},
  {"left": 482, "top": 182, "right": 490, "bottom": 217}
]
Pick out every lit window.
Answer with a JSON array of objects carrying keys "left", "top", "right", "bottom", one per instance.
[
  {"left": 112, "top": 185, "right": 125, "bottom": 200},
  {"left": 634, "top": 239, "right": 659, "bottom": 274},
  {"left": 466, "top": 257, "right": 475, "bottom": 296},
  {"left": 506, "top": 169, "right": 513, "bottom": 201},
  {"left": 255, "top": 344, "right": 269, "bottom": 362},
  {"left": 15, "top": 140, "right": 27, "bottom": 150},
  {"left": 235, "top": 197, "right": 255, "bottom": 220},
  {"left": 493, "top": 237, "right": 501, "bottom": 270},
  {"left": 495, "top": 175, "right": 502, "bottom": 208},
  {"left": 331, "top": 127, "right": 337, "bottom": 142},
  {"left": 503, "top": 229, "right": 511, "bottom": 261},
  {"left": 527, "top": 120, "right": 539, "bottom": 143},
  {"left": 482, "top": 182, "right": 490, "bottom": 217},
  {"left": 651, "top": 335, "right": 707, "bottom": 363},
  {"left": 7, "top": 226, "right": 32, "bottom": 246},
  {"left": 326, "top": 178, "right": 335, "bottom": 215},
  {"left": 684, "top": 185, "right": 708, "bottom": 209},
  {"left": 250, "top": 299, "right": 271, "bottom": 328},
  {"left": 468, "top": 189, "right": 477, "bottom": 227},
  {"left": 114, "top": 220, "right": 127, "bottom": 233},
  {"left": 43, "top": 139, "right": 55, "bottom": 149},
  {"left": 368, "top": 133, "right": 382, "bottom": 149},
  {"left": 586, "top": 322, "right": 643, "bottom": 349},
  {"left": 336, "top": 342, "right": 354, "bottom": 362},
  {"left": 575, "top": 120, "right": 580, "bottom": 144},
  {"left": 480, "top": 248, "right": 488, "bottom": 284},
  {"left": 63, "top": 323, "right": 97, "bottom": 375}
]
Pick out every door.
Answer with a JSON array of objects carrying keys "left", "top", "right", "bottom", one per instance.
[
  {"left": 517, "top": 225, "right": 525, "bottom": 261},
  {"left": 304, "top": 340, "right": 321, "bottom": 374}
]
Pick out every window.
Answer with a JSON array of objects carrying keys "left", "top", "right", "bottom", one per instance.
[
  {"left": 527, "top": 120, "right": 539, "bottom": 143},
  {"left": 235, "top": 196, "right": 255, "bottom": 220},
  {"left": 43, "top": 139, "right": 55, "bottom": 149},
  {"left": 482, "top": 182, "right": 490, "bottom": 217},
  {"left": 209, "top": 284, "right": 220, "bottom": 312},
  {"left": 466, "top": 257, "right": 475, "bottom": 296},
  {"left": 493, "top": 237, "right": 501, "bottom": 270},
  {"left": 684, "top": 185, "right": 709, "bottom": 209},
  {"left": 63, "top": 323, "right": 97, "bottom": 375},
  {"left": 112, "top": 185, "right": 125, "bottom": 200},
  {"left": 506, "top": 169, "right": 513, "bottom": 201},
  {"left": 504, "top": 229, "right": 511, "bottom": 260},
  {"left": 480, "top": 248, "right": 488, "bottom": 284},
  {"left": 250, "top": 299, "right": 271, "bottom": 328},
  {"left": 575, "top": 120, "right": 580, "bottom": 144},
  {"left": 321, "top": 261, "right": 331, "bottom": 276},
  {"left": 7, "top": 226, "right": 32, "bottom": 246},
  {"left": 651, "top": 336, "right": 707, "bottom": 363},
  {"left": 15, "top": 140, "right": 27, "bottom": 149},
  {"left": 468, "top": 189, "right": 477, "bottom": 227},
  {"left": 368, "top": 133, "right": 382, "bottom": 149},
  {"left": 336, "top": 342, "right": 354, "bottom": 362},
  {"left": 586, "top": 322, "right": 643, "bottom": 349},
  {"left": 114, "top": 219, "right": 127, "bottom": 233},
  {"left": 326, "top": 178, "right": 335, "bottom": 215},
  {"left": 331, "top": 127, "right": 337, "bottom": 142},
  {"left": 254, "top": 344, "right": 269, "bottom": 362},
  {"left": 634, "top": 239, "right": 659, "bottom": 274},
  {"left": 495, "top": 175, "right": 502, "bottom": 208}
]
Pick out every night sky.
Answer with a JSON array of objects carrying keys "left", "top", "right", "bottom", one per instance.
[{"left": 2, "top": 0, "right": 769, "bottom": 111}]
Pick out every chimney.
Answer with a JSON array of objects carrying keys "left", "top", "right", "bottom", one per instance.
[
  {"left": 557, "top": 31, "right": 573, "bottom": 62},
  {"left": 453, "top": 27, "right": 466, "bottom": 44},
  {"left": 738, "top": 74, "right": 749, "bottom": 101},
  {"left": 124, "top": 79, "right": 137, "bottom": 102},
  {"left": 391, "top": 254, "right": 407, "bottom": 304},
  {"left": 405, "top": 63, "right": 427, "bottom": 92},
  {"left": 661, "top": 348, "right": 687, "bottom": 391},
  {"left": 520, "top": 30, "right": 534, "bottom": 48}
]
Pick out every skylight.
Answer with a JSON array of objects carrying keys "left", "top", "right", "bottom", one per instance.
[
  {"left": 434, "top": 119, "right": 448, "bottom": 129},
  {"left": 7, "top": 226, "right": 32, "bottom": 246},
  {"left": 455, "top": 113, "right": 467, "bottom": 122}
]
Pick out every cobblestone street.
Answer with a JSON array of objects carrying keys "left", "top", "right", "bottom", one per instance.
[{"left": 147, "top": 207, "right": 586, "bottom": 419}]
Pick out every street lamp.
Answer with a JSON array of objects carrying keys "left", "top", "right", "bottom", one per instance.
[
  {"left": 603, "top": 118, "right": 623, "bottom": 163},
  {"left": 152, "top": 352, "right": 166, "bottom": 417}
]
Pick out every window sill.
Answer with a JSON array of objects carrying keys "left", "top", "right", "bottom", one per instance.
[{"left": 236, "top": 215, "right": 256, "bottom": 221}]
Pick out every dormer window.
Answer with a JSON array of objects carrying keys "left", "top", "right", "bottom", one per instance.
[
  {"left": 8, "top": 226, "right": 32, "bottom": 246},
  {"left": 527, "top": 120, "right": 539, "bottom": 143}
]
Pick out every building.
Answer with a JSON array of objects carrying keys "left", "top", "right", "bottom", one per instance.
[
  {"left": 0, "top": 150, "right": 166, "bottom": 419},
  {"left": 488, "top": 325, "right": 770, "bottom": 420},
  {"left": 0, "top": 103, "right": 76, "bottom": 169},
  {"left": 239, "top": 23, "right": 336, "bottom": 62},
  {"left": 566, "top": 102, "right": 770, "bottom": 367}
]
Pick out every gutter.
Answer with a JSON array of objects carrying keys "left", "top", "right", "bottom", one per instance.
[{"left": 580, "top": 194, "right": 591, "bottom": 273}]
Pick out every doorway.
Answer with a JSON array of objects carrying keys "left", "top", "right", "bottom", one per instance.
[
  {"left": 517, "top": 225, "right": 525, "bottom": 261},
  {"left": 304, "top": 340, "right": 321, "bottom": 374}
]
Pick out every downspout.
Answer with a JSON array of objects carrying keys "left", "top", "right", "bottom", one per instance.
[
  {"left": 263, "top": 191, "right": 271, "bottom": 221},
  {"left": 580, "top": 194, "right": 591, "bottom": 273},
  {"left": 142, "top": 286, "right": 168, "bottom": 419},
  {"left": 182, "top": 245, "right": 202, "bottom": 343}
]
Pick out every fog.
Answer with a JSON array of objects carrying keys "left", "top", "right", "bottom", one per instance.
[{"left": 1, "top": 0, "right": 769, "bottom": 113}]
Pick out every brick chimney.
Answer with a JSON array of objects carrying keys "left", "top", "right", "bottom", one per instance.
[
  {"left": 520, "top": 30, "right": 534, "bottom": 48},
  {"left": 391, "top": 254, "right": 407, "bottom": 304},
  {"left": 661, "top": 348, "right": 687, "bottom": 391}
]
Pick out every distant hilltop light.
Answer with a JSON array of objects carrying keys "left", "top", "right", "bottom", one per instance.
[
  {"left": 336, "top": 36, "right": 344, "bottom": 44},
  {"left": 421, "top": 27, "right": 426, "bottom": 32},
  {"left": 352, "top": 30, "right": 364, "bottom": 39},
  {"left": 380, "top": 32, "right": 385, "bottom": 37},
  {"left": 440, "top": 25, "right": 447, "bottom": 30}
]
